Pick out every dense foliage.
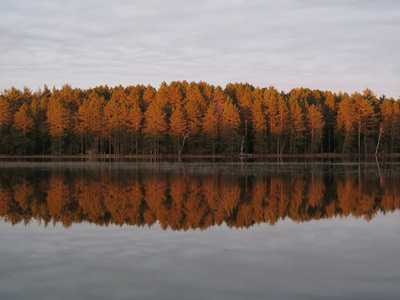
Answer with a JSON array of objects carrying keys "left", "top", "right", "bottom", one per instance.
[{"left": 1, "top": 82, "right": 399, "bottom": 155}]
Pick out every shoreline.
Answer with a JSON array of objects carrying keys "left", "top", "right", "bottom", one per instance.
[{"left": 1, "top": 153, "right": 399, "bottom": 159}]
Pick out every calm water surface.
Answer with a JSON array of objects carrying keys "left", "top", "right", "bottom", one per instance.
[{"left": 1, "top": 159, "right": 399, "bottom": 299}]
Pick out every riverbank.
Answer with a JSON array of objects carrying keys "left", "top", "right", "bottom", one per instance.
[{"left": 1, "top": 153, "right": 399, "bottom": 160}]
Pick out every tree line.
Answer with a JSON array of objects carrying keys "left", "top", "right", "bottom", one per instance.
[
  {"left": 1, "top": 169, "right": 398, "bottom": 229},
  {"left": 1, "top": 82, "right": 399, "bottom": 155}
]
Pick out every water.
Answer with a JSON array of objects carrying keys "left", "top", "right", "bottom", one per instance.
[{"left": 1, "top": 159, "right": 399, "bottom": 299}]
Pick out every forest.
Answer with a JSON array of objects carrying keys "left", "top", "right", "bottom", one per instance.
[{"left": 0, "top": 82, "right": 399, "bottom": 156}]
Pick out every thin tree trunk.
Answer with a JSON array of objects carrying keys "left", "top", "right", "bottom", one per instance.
[
  {"left": 280, "top": 137, "right": 287, "bottom": 155},
  {"left": 375, "top": 126, "right": 383, "bottom": 155},
  {"left": 231, "top": 131, "right": 234, "bottom": 155},
  {"left": 245, "top": 119, "right": 248, "bottom": 154},
  {"left": 310, "top": 128, "right": 314, "bottom": 153},
  {"left": 358, "top": 122, "right": 361, "bottom": 155},
  {"left": 277, "top": 136, "right": 280, "bottom": 155},
  {"left": 391, "top": 125, "right": 395, "bottom": 154},
  {"left": 178, "top": 133, "right": 189, "bottom": 156},
  {"left": 342, "top": 132, "right": 348, "bottom": 154},
  {"left": 328, "top": 125, "right": 331, "bottom": 153}
]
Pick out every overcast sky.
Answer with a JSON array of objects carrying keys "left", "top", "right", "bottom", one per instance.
[{"left": 1, "top": 0, "right": 399, "bottom": 98}]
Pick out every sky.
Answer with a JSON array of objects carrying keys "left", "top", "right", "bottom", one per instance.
[{"left": 1, "top": 0, "right": 399, "bottom": 98}]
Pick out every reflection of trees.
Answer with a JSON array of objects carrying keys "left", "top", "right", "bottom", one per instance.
[
  {"left": 47, "top": 176, "right": 72, "bottom": 225},
  {"left": 144, "top": 174, "right": 168, "bottom": 228},
  {"left": 337, "top": 169, "right": 381, "bottom": 220},
  {"left": 1, "top": 170, "right": 399, "bottom": 230},
  {"left": 77, "top": 179, "right": 106, "bottom": 224},
  {"left": 1, "top": 185, "right": 17, "bottom": 224}
]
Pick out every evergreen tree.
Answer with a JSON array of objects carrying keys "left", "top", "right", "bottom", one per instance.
[
  {"left": 251, "top": 87, "right": 267, "bottom": 153},
  {"left": 169, "top": 105, "right": 189, "bottom": 156},
  {"left": 306, "top": 104, "right": 325, "bottom": 153},
  {"left": 221, "top": 98, "right": 241, "bottom": 154},
  {"left": 336, "top": 93, "right": 355, "bottom": 153},
  {"left": 203, "top": 102, "right": 222, "bottom": 155},
  {"left": 47, "top": 94, "right": 69, "bottom": 155},
  {"left": 13, "top": 103, "right": 34, "bottom": 154},
  {"left": 143, "top": 101, "right": 168, "bottom": 155}
]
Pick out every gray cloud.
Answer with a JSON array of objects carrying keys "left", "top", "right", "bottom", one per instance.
[{"left": 1, "top": 0, "right": 399, "bottom": 97}]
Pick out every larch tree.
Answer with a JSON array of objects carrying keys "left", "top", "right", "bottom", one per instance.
[
  {"left": 168, "top": 81, "right": 186, "bottom": 109},
  {"left": 126, "top": 84, "right": 145, "bottom": 108},
  {"left": 103, "top": 87, "right": 136, "bottom": 154},
  {"left": 393, "top": 100, "right": 400, "bottom": 152},
  {"left": 169, "top": 105, "right": 189, "bottom": 156},
  {"left": 202, "top": 102, "right": 222, "bottom": 155},
  {"left": 125, "top": 85, "right": 145, "bottom": 154},
  {"left": 155, "top": 82, "right": 171, "bottom": 110},
  {"left": 288, "top": 95, "right": 306, "bottom": 154},
  {"left": 127, "top": 101, "right": 143, "bottom": 155},
  {"left": 266, "top": 88, "right": 289, "bottom": 155},
  {"left": 235, "top": 83, "right": 254, "bottom": 153},
  {"left": 184, "top": 84, "right": 206, "bottom": 153},
  {"left": 143, "top": 101, "right": 168, "bottom": 155},
  {"left": 323, "top": 92, "right": 337, "bottom": 153},
  {"left": 30, "top": 87, "right": 51, "bottom": 155},
  {"left": 77, "top": 91, "right": 104, "bottom": 153},
  {"left": 352, "top": 92, "right": 375, "bottom": 154},
  {"left": 13, "top": 103, "right": 34, "bottom": 154},
  {"left": 306, "top": 104, "right": 325, "bottom": 153},
  {"left": 221, "top": 98, "right": 241, "bottom": 154},
  {"left": 212, "top": 86, "right": 226, "bottom": 106},
  {"left": 2, "top": 87, "right": 23, "bottom": 113},
  {"left": 251, "top": 87, "right": 267, "bottom": 153},
  {"left": 103, "top": 91, "right": 123, "bottom": 154},
  {"left": 336, "top": 93, "right": 355, "bottom": 153},
  {"left": 142, "top": 85, "right": 157, "bottom": 108},
  {"left": 0, "top": 95, "right": 12, "bottom": 154},
  {"left": 46, "top": 94, "right": 69, "bottom": 155},
  {"left": 1, "top": 87, "right": 27, "bottom": 154},
  {"left": 58, "top": 85, "right": 81, "bottom": 153},
  {"left": 160, "top": 81, "right": 185, "bottom": 110},
  {"left": 380, "top": 98, "right": 400, "bottom": 153},
  {"left": 0, "top": 95, "right": 12, "bottom": 127}
]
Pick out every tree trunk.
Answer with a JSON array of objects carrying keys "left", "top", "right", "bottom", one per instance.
[
  {"left": 364, "top": 127, "right": 368, "bottom": 154},
  {"left": 109, "top": 135, "right": 112, "bottom": 154},
  {"left": 178, "top": 133, "right": 189, "bottom": 156},
  {"left": 358, "top": 122, "right": 361, "bottom": 155},
  {"left": 277, "top": 136, "right": 280, "bottom": 155},
  {"left": 244, "top": 119, "right": 248, "bottom": 153},
  {"left": 375, "top": 126, "right": 383, "bottom": 155},
  {"left": 342, "top": 131, "right": 348, "bottom": 154},
  {"left": 310, "top": 128, "right": 314, "bottom": 153},
  {"left": 391, "top": 124, "right": 395, "bottom": 154}
]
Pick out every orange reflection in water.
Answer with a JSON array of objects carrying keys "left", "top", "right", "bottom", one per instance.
[{"left": 1, "top": 168, "right": 399, "bottom": 229}]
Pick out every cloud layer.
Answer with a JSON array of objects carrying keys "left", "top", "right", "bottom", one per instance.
[{"left": 1, "top": 0, "right": 399, "bottom": 97}]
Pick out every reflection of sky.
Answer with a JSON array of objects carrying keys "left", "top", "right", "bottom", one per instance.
[{"left": 1, "top": 212, "right": 399, "bottom": 300}]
